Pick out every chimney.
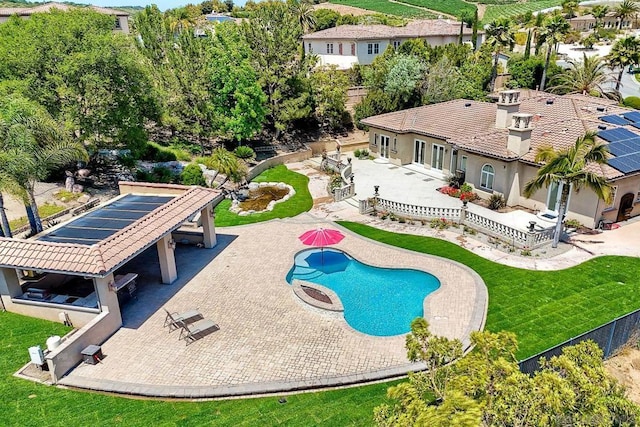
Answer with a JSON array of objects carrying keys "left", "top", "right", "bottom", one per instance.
[
  {"left": 495, "top": 90, "right": 521, "bottom": 129},
  {"left": 507, "top": 113, "right": 534, "bottom": 156}
]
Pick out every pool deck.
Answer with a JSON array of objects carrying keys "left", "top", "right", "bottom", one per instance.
[{"left": 60, "top": 215, "right": 486, "bottom": 398}]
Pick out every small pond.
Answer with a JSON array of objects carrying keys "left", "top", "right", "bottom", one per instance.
[{"left": 231, "top": 182, "right": 295, "bottom": 215}]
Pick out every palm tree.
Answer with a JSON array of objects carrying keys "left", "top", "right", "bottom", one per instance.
[
  {"left": 208, "top": 147, "right": 242, "bottom": 187},
  {"left": 548, "top": 53, "right": 614, "bottom": 97},
  {"left": 485, "top": 18, "right": 515, "bottom": 92},
  {"left": 607, "top": 36, "right": 640, "bottom": 92},
  {"left": 533, "top": 12, "right": 546, "bottom": 56},
  {"left": 616, "top": 0, "right": 639, "bottom": 29},
  {"left": 459, "top": 11, "right": 474, "bottom": 45},
  {"left": 539, "top": 14, "right": 571, "bottom": 91},
  {"left": 591, "top": 5, "right": 609, "bottom": 28},
  {"left": 562, "top": 0, "right": 579, "bottom": 18},
  {"left": 289, "top": 0, "right": 316, "bottom": 57},
  {"left": 524, "top": 131, "right": 612, "bottom": 248},
  {"left": 0, "top": 96, "right": 87, "bottom": 235}
]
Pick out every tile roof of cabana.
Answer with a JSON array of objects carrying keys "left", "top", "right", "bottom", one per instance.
[{"left": 0, "top": 183, "right": 224, "bottom": 277}]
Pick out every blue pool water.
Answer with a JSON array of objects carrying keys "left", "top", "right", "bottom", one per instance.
[{"left": 286, "top": 248, "right": 440, "bottom": 336}]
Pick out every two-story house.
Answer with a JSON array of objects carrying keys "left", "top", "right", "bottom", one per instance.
[
  {"left": 0, "top": 2, "right": 130, "bottom": 33},
  {"left": 302, "top": 19, "right": 484, "bottom": 69}
]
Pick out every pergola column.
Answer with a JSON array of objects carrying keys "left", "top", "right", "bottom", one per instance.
[
  {"left": 94, "top": 273, "right": 122, "bottom": 326},
  {"left": 0, "top": 267, "right": 21, "bottom": 298},
  {"left": 201, "top": 204, "right": 217, "bottom": 249},
  {"left": 157, "top": 234, "right": 178, "bottom": 284}
]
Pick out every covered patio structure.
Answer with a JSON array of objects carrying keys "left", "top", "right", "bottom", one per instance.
[{"left": 0, "top": 182, "right": 224, "bottom": 381}]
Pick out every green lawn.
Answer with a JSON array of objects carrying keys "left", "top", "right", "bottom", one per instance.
[
  {"left": 482, "top": 0, "right": 563, "bottom": 23},
  {"left": 328, "top": 0, "right": 434, "bottom": 18},
  {"left": 338, "top": 222, "right": 640, "bottom": 359},
  {"left": 0, "top": 312, "right": 397, "bottom": 426},
  {"left": 214, "top": 165, "right": 313, "bottom": 227},
  {"left": 9, "top": 202, "right": 66, "bottom": 231}
]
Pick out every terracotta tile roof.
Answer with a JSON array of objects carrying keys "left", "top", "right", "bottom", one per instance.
[
  {"left": 0, "top": 185, "right": 223, "bottom": 276},
  {"left": 0, "top": 2, "right": 128, "bottom": 17},
  {"left": 361, "top": 91, "right": 637, "bottom": 179},
  {"left": 303, "top": 19, "right": 477, "bottom": 40}
]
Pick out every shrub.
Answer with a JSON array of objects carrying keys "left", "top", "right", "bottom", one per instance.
[
  {"left": 565, "top": 218, "right": 583, "bottom": 229},
  {"left": 488, "top": 193, "right": 506, "bottom": 210},
  {"left": 447, "top": 174, "right": 461, "bottom": 188},
  {"left": 460, "top": 182, "right": 474, "bottom": 193},
  {"left": 141, "top": 141, "right": 177, "bottom": 162},
  {"left": 136, "top": 165, "right": 176, "bottom": 184},
  {"left": 118, "top": 154, "right": 137, "bottom": 168},
  {"left": 624, "top": 96, "right": 640, "bottom": 110},
  {"left": 354, "top": 148, "right": 362, "bottom": 158},
  {"left": 234, "top": 146, "right": 256, "bottom": 162},
  {"left": 180, "top": 163, "right": 206, "bottom": 186},
  {"left": 430, "top": 217, "right": 451, "bottom": 230}
]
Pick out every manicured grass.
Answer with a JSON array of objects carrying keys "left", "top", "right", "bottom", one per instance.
[
  {"left": 214, "top": 165, "right": 313, "bottom": 227},
  {"left": 0, "top": 312, "right": 398, "bottom": 426},
  {"left": 482, "top": 0, "right": 562, "bottom": 23},
  {"left": 9, "top": 202, "right": 66, "bottom": 231},
  {"left": 328, "top": 0, "right": 434, "bottom": 18},
  {"left": 396, "top": 0, "right": 476, "bottom": 18},
  {"left": 338, "top": 221, "right": 640, "bottom": 359}
]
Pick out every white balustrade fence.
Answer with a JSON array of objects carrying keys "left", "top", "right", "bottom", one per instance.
[{"left": 359, "top": 197, "right": 554, "bottom": 249}]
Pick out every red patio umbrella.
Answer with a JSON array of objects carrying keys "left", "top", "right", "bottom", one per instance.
[{"left": 298, "top": 227, "right": 345, "bottom": 264}]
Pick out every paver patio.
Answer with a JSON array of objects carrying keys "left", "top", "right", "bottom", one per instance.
[{"left": 61, "top": 216, "right": 486, "bottom": 397}]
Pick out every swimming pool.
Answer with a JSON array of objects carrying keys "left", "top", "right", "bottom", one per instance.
[{"left": 286, "top": 248, "right": 440, "bottom": 336}]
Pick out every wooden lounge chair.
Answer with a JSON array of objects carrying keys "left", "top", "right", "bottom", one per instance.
[
  {"left": 163, "top": 308, "right": 203, "bottom": 332},
  {"left": 178, "top": 318, "right": 219, "bottom": 344}
]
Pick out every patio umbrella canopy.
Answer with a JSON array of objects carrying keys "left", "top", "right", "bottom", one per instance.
[
  {"left": 298, "top": 228, "right": 345, "bottom": 266},
  {"left": 298, "top": 228, "right": 345, "bottom": 247}
]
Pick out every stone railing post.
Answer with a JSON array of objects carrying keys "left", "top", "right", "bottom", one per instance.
[
  {"left": 460, "top": 204, "right": 468, "bottom": 225},
  {"left": 526, "top": 231, "right": 536, "bottom": 248}
]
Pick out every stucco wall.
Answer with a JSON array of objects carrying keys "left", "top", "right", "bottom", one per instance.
[
  {"left": 247, "top": 149, "right": 312, "bottom": 181},
  {"left": 599, "top": 175, "right": 640, "bottom": 223},
  {"left": 45, "top": 307, "right": 122, "bottom": 383}
]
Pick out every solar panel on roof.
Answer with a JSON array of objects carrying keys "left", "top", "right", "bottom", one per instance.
[
  {"left": 37, "top": 194, "right": 176, "bottom": 245},
  {"left": 598, "top": 128, "right": 638, "bottom": 142},
  {"left": 623, "top": 111, "right": 640, "bottom": 122},
  {"left": 608, "top": 152, "right": 640, "bottom": 173},
  {"left": 600, "top": 115, "right": 631, "bottom": 125}
]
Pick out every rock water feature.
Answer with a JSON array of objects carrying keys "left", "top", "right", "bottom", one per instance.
[{"left": 230, "top": 182, "right": 295, "bottom": 216}]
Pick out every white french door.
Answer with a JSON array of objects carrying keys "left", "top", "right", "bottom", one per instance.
[
  {"left": 414, "top": 140, "right": 426, "bottom": 165},
  {"left": 431, "top": 144, "right": 444, "bottom": 171},
  {"left": 380, "top": 135, "right": 390, "bottom": 158}
]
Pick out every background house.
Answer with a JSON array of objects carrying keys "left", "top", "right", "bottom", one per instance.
[
  {"left": 0, "top": 2, "right": 130, "bottom": 33},
  {"left": 569, "top": 12, "right": 634, "bottom": 31},
  {"left": 302, "top": 19, "right": 484, "bottom": 69},
  {"left": 361, "top": 90, "right": 640, "bottom": 228}
]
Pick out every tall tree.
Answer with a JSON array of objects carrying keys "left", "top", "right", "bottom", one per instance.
[
  {"left": 375, "top": 322, "right": 640, "bottom": 426},
  {"left": 607, "top": 36, "right": 640, "bottom": 92},
  {"left": 311, "top": 65, "right": 349, "bottom": 131},
  {"left": 288, "top": 0, "right": 316, "bottom": 57},
  {"left": 549, "top": 53, "right": 614, "bottom": 97},
  {"left": 485, "top": 17, "right": 514, "bottom": 91},
  {"left": 591, "top": 4, "right": 609, "bottom": 28},
  {"left": 242, "top": 1, "right": 313, "bottom": 137},
  {"left": 561, "top": 0, "right": 579, "bottom": 18},
  {"left": 0, "top": 9, "right": 160, "bottom": 154},
  {"left": 458, "top": 11, "right": 473, "bottom": 45},
  {"left": 207, "top": 147, "right": 242, "bottom": 187},
  {"left": 524, "top": 131, "right": 612, "bottom": 248},
  {"left": 616, "top": 0, "right": 639, "bottom": 29},
  {"left": 539, "top": 14, "right": 571, "bottom": 91},
  {"left": 0, "top": 95, "right": 88, "bottom": 235}
]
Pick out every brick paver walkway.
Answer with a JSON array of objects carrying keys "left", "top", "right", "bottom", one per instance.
[{"left": 61, "top": 216, "right": 486, "bottom": 397}]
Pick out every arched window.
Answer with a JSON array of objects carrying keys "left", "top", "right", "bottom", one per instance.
[{"left": 480, "top": 164, "right": 495, "bottom": 190}]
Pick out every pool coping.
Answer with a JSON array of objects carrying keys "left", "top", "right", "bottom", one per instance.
[{"left": 56, "top": 216, "right": 487, "bottom": 399}]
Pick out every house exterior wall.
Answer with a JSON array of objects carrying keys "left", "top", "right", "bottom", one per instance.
[
  {"left": 306, "top": 32, "right": 484, "bottom": 69},
  {"left": 0, "top": 13, "right": 129, "bottom": 33},
  {"left": 366, "top": 125, "right": 625, "bottom": 228}
]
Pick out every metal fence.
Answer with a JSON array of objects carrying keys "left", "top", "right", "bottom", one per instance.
[{"left": 519, "top": 307, "right": 640, "bottom": 374}]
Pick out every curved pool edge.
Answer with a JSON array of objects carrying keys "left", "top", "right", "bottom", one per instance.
[
  {"left": 58, "top": 360, "right": 429, "bottom": 399},
  {"left": 331, "top": 222, "right": 488, "bottom": 351},
  {"left": 292, "top": 279, "right": 344, "bottom": 312}
]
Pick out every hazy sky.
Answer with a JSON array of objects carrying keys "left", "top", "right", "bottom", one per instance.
[{"left": 30, "top": 0, "right": 250, "bottom": 11}]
